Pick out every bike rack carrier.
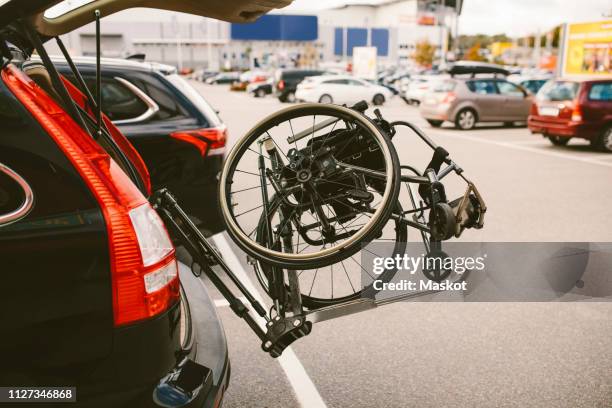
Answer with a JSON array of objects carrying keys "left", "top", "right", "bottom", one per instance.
[{"left": 152, "top": 188, "right": 469, "bottom": 358}]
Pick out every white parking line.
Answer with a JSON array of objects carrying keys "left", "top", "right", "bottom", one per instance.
[
  {"left": 211, "top": 233, "right": 328, "bottom": 408},
  {"left": 433, "top": 132, "right": 612, "bottom": 168},
  {"left": 213, "top": 297, "right": 248, "bottom": 308}
]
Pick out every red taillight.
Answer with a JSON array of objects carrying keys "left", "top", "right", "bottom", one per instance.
[
  {"left": 170, "top": 125, "right": 227, "bottom": 157},
  {"left": 571, "top": 103, "right": 583, "bottom": 122},
  {"left": 2, "top": 64, "right": 179, "bottom": 326},
  {"left": 278, "top": 80, "right": 285, "bottom": 90},
  {"left": 60, "top": 76, "right": 152, "bottom": 196},
  {"left": 530, "top": 102, "right": 539, "bottom": 116},
  {"left": 441, "top": 92, "right": 456, "bottom": 104}
]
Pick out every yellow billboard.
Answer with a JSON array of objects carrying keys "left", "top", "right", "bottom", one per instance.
[
  {"left": 562, "top": 20, "right": 612, "bottom": 76},
  {"left": 490, "top": 42, "right": 513, "bottom": 58}
]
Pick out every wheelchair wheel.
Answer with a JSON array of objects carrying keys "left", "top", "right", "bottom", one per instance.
[
  {"left": 219, "top": 103, "right": 401, "bottom": 269},
  {"left": 253, "top": 196, "right": 408, "bottom": 309}
]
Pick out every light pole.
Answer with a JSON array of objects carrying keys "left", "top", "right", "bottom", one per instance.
[
  {"left": 439, "top": 0, "right": 446, "bottom": 66},
  {"left": 206, "top": 18, "right": 212, "bottom": 70}
]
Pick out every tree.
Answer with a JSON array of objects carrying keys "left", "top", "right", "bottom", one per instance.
[
  {"left": 414, "top": 40, "right": 435, "bottom": 67},
  {"left": 465, "top": 42, "right": 486, "bottom": 62}
]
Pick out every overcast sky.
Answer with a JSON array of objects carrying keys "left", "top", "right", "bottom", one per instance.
[{"left": 285, "top": 0, "right": 612, "bottom": 37}]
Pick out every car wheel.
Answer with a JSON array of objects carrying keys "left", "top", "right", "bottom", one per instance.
[
  {"left": 286, "top": 92, "right": 297, "bottom": 103},
  {"left": 595, "top": 127, "right": 612, "bottom": 152},
  {"left": 373, "top": 94, "right": 385, "bottom": 106},
  {"left": 427, "top": 120, "right": 443, "bottom": 128},
  {"left": 318, "top": 94, "right": 333, "bottom": 104},
  {"left": 548, "top": 136, "right": 570, "bottom": 146},
  {"left": 256, "top": 89, "right": 266, "bottom": 98},
  {"left": 455, "top": 108, "right": 477, "bottom": 130}
]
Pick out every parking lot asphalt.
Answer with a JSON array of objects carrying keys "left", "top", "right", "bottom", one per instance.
[{"left": 190, "top": 82, "right": 612, "bottom": 408}]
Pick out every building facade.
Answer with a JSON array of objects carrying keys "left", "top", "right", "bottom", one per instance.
[{"left": 45, "top": 0, "right": 459, "bottom": 70}]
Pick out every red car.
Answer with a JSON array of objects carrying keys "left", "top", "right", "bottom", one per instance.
[{"left": 528, "top": 78, "right": 612, "bottom": 152}]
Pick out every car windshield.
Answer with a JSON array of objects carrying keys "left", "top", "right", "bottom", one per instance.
[
  {"left": 537, "top": 81, "right": 579, "bottom": 101},
  {"left": 165, "top": 74, "right": 222, "bottom": 127}
]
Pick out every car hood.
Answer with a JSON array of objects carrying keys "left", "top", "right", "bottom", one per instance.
[{"left": 0, "top": 0, "right": 293, "bottom": 36}]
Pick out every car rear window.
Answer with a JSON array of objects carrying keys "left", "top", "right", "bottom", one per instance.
[
  {"left": 65, "top": 74, "right": 149, "bottom": 121},
  {"left": 136, "top": 76, "right": 189, "bottom": 121},
  {"left": 588, "top": 83, "right": 612, "bottom": 101},
  {"left": 537, "top": 81, "right": 579, "bottom": 101},
  {"left": 165, "top": 74, "right": 222, "bottom": 127},
  {"left": 432, "top": 80, "right": 456, "bottom": 92}
]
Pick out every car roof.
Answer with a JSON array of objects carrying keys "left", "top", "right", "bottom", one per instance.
[
  {"left": 311, "top": 75, "right": 358, "bottom": 81},
  {"left": 39, "top": 55, "right": 176, "bottom": 74}
]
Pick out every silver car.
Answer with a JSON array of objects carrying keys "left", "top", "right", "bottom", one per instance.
[{"left": 419, "top": 78, "right": 533, "bottom": 129}]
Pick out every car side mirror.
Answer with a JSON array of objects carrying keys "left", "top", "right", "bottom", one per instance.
[{"left": 0, "top": 163, "right": 34, "bottom": 227}]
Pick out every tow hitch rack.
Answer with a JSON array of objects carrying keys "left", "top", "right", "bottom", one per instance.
[{"left": 152, "top": 188, "right": 469, "bottom": 358}]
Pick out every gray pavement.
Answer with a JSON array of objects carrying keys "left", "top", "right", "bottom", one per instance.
[{"left": 191, "top": 82, "right": 612, "bottom": 408}]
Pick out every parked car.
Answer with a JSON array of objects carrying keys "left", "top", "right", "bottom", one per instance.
[
  {"left": 231, "top": 70, "right": 270, "bottom": 91},
  {"left": 384, "top": 71, "right": 411, "bottom": 88},
  {"left": 508, "top": 74, "right": 552, "bottom": 95},
  {"left": 248, "top": 78, "right": 274, "bottom": 97},
  {"left": 0, "top": 0, "right": 282, "bottom": 405},
  {"left": 296, "top": 75, "right": 393, "bottom": 105},
  {"left": 206, "top": 71, "right": 240, "bottom": 84},
  {"left": 420, "top": 77, "right": 533, "bottom": 129},
  {"left": 50, "top": 56, "right": 227, "bottom": 234},
  {"left": 401, "top": 75, "right": 442, "bottom": 105},
  {"left": 274, "top": 68, "right": 328, "bottom": 102},
  {"left": 194, "top": 68, "right": 219, "bottom": 82},
  {"left": 528, "top": 78, "right": 612, "bottom": 151}
]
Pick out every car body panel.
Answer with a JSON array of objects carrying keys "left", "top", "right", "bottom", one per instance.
[{"left": 0, "top": 64, "right": 113, "bottom": 384}]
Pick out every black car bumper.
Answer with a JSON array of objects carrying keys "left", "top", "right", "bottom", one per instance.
[
  {"left": 74, "top": 261, "right": 228, "bottom": 408},
  {"left": 176, "top": 261, "right": 230, "bottom": 407}
]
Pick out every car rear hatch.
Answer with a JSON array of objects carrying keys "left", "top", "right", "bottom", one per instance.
[
  {"left": 0, "top": 0, "right": 293, "bottom": 35},
  {"left": 533, "top": 80, "right": 581, "bottom": 124},
  {"left": 422, "top": 79, "right": 457, "bottom": 105}
]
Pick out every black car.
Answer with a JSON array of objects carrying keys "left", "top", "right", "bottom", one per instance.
[
  {"left": 247, "top": 80, "right": 273, "bottom": 97},
  {"left": 49, "top": 57, "right": 227, "bottom": 234},
  {"left": 274, "top": 68, "right": 328, "bottom": 102},
  {"left": 206, "top": 72, "right": 240, "bottom": 85},
  {"left": 0, "top": 0, "right": 272, "bottom": 405}
]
